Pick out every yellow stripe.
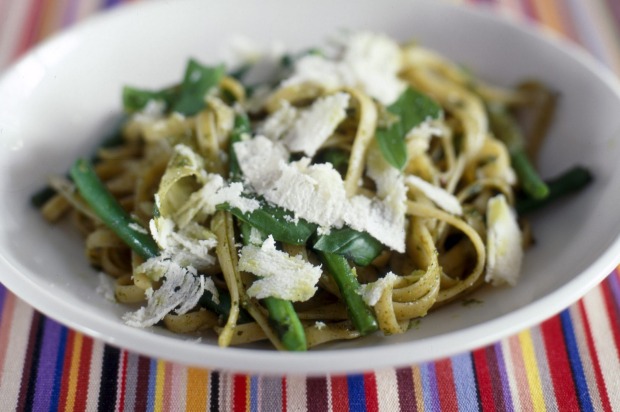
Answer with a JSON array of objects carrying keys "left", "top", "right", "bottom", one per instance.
[
  {"left": 246, "top": 375, "right": 252, "bottom": 412},
  {"left": 411, "top": 365, "right": 425, "bottom": 412},
  {"left": 186, "top": 368, "right": 209, "bottom": 411},
  {"left": 517, "top": 330, "right": 546, "bottom": 411},
  {"left": 64, "top": 332, "right": 83, "bottom": 412},
  {"left": 153, "top": 360, "right": 167, "bottom": 412}
]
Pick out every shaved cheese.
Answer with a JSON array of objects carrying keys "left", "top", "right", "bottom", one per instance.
[
  {"left": 238, "top": 236, "right": 322, "bottom": 301},
  {"left": 405, "top": 175, "right": 463, "bottom": 215},
  {"left": 358, "top": 271, "right": 399, "bottom": 306},
  {"left": 234, "top": 135, "right": 407, "bottom": 252},
  {"left": 283, "top": 32, "right": 405, "bottom": 105},
  {"left": 123, "top": 257, "right": 217, "bottom": 328},
  {"left": 485, "top": 194, "right": 523, "bottom": 286},
  {"left": 260, "top": 100, "right": 299, "bottom": 141},
  {"left": 282, "top": 92, "right": 349, "bottom": 156}
]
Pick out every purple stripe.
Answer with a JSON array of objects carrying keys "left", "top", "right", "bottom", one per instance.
[
  {"left": 103, "top": 0, "right": 122, "bottom": 9},
  {"left": 565, "top": 0, "right": 616, "bottom": 67},
  {"left": 396, "top": 368, "right": 417, "bottom": 411},
  {"left": 604, "top": 0, "right": 620, "bottom": 33},
  {"left": 420, "top": 363, "right": 440, "bottom": 412},
  {"left": 493, "top": 342, "right": 514, "bottom": 412},
  {"left": 607, "top": 270, "right": 620, "bottom": 319},
  {"left": 0, "top": 283, "right": 7, "bottom": 317},
  {"left": 31, "top": 318, "right": 64, "bottom": 411},
  {"left": 450, "top": 354, "right": 479, "bottom": 411},
  {"left": 61, "top": 0, "right": 79, "bottom": 26}
]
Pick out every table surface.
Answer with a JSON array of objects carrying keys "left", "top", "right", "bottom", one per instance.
[{"left": 1, "top": 0, "right": 620, "bottom": 411}]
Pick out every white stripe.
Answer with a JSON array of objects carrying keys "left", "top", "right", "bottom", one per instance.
[
  {"left": 583, "top": 285, "right": 620, "bottom": 412},
  {"left": 0, "top": 298, "right": 34, "bottom": 406},
  {"left": 169, "top": 363, "right": 187, "bottom": 411},
  {"left": 500, "top": 337, "right": 523, "bottom": 412},
  {"left": 75, "top": 0, "right": 102, "bottom": 21},
  {"left": 325, "top": 375, "right": 333, "bottom": 412},
  {"left": 375, "top": 368, "right": 400, "bottom": 412},
  {"left": 85, "top": 338, "right": 105, "bottom": 411},
  {"left": 0, "top": 0, "right": 32, "bottom": 70},
  {"left": 219, "top": 371, "right": 232, "bottom": 412},
  {"left": 286, "top": 375, "right": 307, "bottom": 412},
  {"left": 568, "top": 305, "right": 605, "bottom": 412}
]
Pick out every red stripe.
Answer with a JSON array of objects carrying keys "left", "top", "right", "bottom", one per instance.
[
  {"left": 363, "top": 372, "right": 379, "bottom": 411},
  {"left": 14, "top": 0, "right": 43, "bottom": 60},
  {"left": 600, "top": 278, "right": 620, "bottom": 359},
  {"left": 396, "top": 367, "right": 417, "bottom": 411},
  {"left": 232, "top": 374, "right": 247, "bottom": 412},
  {"left": 72, "top": 336, "right": 93, "bottom": 411},
  {"left": 330, "top": 375, "right": 349, "bottom": 412},
  {"left": 472, "top": 349, "right": 495, "bottom": 412},
  {"left": 281, "top": 377, "right": 287, "bottom": 411},
  {"left": 518, "top": 0, "right": 537, "bottom": 20},
  {"left": 578, "top": 300, "right": 613, "bottom": 412},
  {"left": 117, "top": 350, "right": 128, "bottom": 412},
  {"left": 306, "top": 377, "right": 329, "bottom": 412},
  {"left": 134, "top": 356, "right": 151, "bottom": 412},
  {"left": 56, "top": 330, "right": 76, "bottom": 412},
  {"left": 435, "top": 359, "right": 459, "bottom": 411},
  {"left": 540, "top": 316, "right": 580, "bottom": 411}
]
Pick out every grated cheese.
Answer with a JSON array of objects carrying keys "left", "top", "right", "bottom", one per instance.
[
  {"left": 485, "top": 194, "right": 523, "bottom": 286},
  {"left": 358, "top": 271, "right": 399, "bottom": 306},
  {"left": 238, "top": 236, "right": 322, "bottom": 301}
]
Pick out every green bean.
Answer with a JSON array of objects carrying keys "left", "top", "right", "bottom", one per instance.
[
  {"left": 487, "top": 103, "right": 549, "bottom": 199},
  {"left": 516, "top": 166, "right": 593, "bottom": 215},
  {"left": 317, "top": 252, "right": 378, "bottom": 335}
]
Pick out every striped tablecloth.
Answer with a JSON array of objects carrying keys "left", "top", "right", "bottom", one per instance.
[{"left": 1, "top": 0, "right": 620, "bottom": 411}]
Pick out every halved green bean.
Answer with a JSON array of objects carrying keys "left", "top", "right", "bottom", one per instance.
[
  {"left": 318, "top": 252, "right": 378, "bottom": 335},
  {"left": 516, "top": 166, "right": 593, "bottom": 215},
  {"left": 487, "top": 103, "right": 549, "bottom": 199}
]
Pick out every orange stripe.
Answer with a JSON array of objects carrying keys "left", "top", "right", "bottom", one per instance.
[
  {"left": 186, "top": 368, "right": 209, "bottom": 411},
  {"left": 57, "top": 330, "right": 75, "bottom": 412},
  {"left": 63, "top": 332, "right": 84, "bottom": 411},
  {"left": 530, "top": 0, "right": 566, "bottom": 35},
  {"left": 0, "top": 292, "right": 17, "bottom": 377},
  {"left": 411, "top": 365, "right": 425, "bottom": 411},
  {"left": 36, "top": 0, "right": 63, "bottom": 42}
]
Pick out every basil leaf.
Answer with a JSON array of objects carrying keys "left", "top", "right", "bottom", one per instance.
[
  {"left": 218, "top": 200, "right": 317, "bottom": 245},
  {"left": 313, "top": 227, "right": 383, "bottom": 266},
  {"left": 228, "top": 114, "right": 251, "bottom": 181},
  {"left": 172, "top": 60, "right": 225, "bottom": 116},
  {"left": 122, "top": 85, "right": 179, "bottom": 113},
  {"left": 376, "top": 87, "right": 442, "bottom": 170},
  {"left": 316, "top": 148, "right": 349, "bottom": 176}
]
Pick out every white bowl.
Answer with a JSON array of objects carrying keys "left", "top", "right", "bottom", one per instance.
[{"left": 1, "top": 0, "right": 619, "bottom": 375}]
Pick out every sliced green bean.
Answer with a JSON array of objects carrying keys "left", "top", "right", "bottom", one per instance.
[
  {"left": 516, "top": 166, "right": 593, "bottom": 215},
  {"left": 487, "top": 103, "right": 549, "bottom": 199},
  {"left": 318, "top": 252, "right": 378, "bottom": 335}
]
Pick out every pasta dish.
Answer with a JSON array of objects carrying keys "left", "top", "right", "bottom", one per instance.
[{"left": 34, "top": 32, "right": 591, "bottom": 351}]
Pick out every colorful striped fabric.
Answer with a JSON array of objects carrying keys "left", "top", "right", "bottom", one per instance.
[{"left": 1, "top": 0, "right": 620, "bottom": 411}]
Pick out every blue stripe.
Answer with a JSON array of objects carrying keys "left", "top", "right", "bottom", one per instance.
[
  {"left": 0, "top": 283, "right": 6, "bottom": 317},
  {"left": 49, "top": 326, "right": 68, "bottom": 412},
  {"left": 560, "top": 309, "right": 594, "bottom": 412},
  {"left": 346, "top": 374, "right": 367, "bottom": 412},
  {"left": 451, "top": 353, "right": 480, "bottom": 412},
  {"left": 250, "top": 375, "right": 259, "bottom": 412},
  {"left": 147, "top": 358, "right": 158, "bottom": 412}
]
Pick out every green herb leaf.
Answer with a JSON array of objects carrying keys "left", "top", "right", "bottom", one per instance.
[
  {"left": 122, "top": 85, "right": 179, "bottom": 113},
  {"left": 313, "top": 227, "right": 383, "bottom": 266},
  {"left": 228, "top": 114, "right": 251, "bottom": 181},
  {"left": 172, "top": 60, "right": 225, "bottom": 116},
  {"left": 376, "top": 87, "right": 442, "bottom": 170},
  {"left": 218, "top": 199, "right": 317, "bottom": 245},
  {"left": 316, "top": 148, "right": 349, "bottom": 176}
]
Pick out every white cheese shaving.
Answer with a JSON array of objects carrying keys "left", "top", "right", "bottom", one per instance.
[
  {"left": 260, "top": 100, "right": 299, "bottom": 141},
  {"left": 358, "top": 271, "right": 399, "bottom": 306},
  {"left": 123, "top": 257, "right": 218, "bottom": 328},
  {"left": 149, "top": 219, "right": 218, "bottom": 270},
  {"left": 238, "top": 236, "right": 322, "bottom": 301},
  {"left": 485, "top": 194, "right": 523, "bottom": 286},
  {"left": 405, "top": 175, "right": 463, "bottom": 216},
  {"left": 314, "top": 321, "right": 327, "bottom": 330},
  {"left": 281, "top": 92, "right": 349, "bottom": 156},
  {"left": 234, "top": 135, "right": 407, "bottom": 252},
  {"left": 96, "top": 273, "right": 116, "bottom": 303},
  {"left": 283, "top": 32, "right": 405, "bottom": 105},
  {"left": 132, "top": 99, "right": 166, "bottom": 123},
  {"left": 128, "top": 222, "right": 149, "bottom": 234}
]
